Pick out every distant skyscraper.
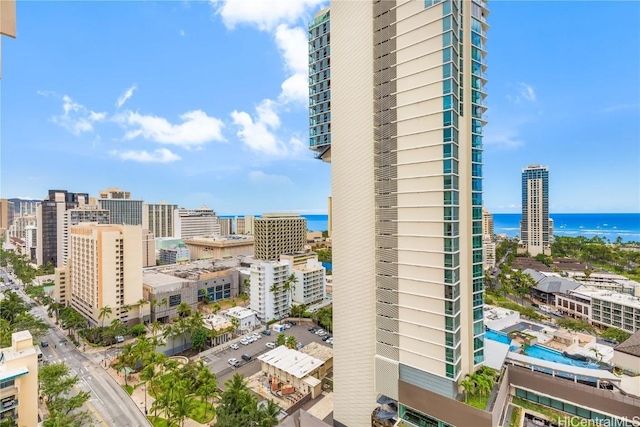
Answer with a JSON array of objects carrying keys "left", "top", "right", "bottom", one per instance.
[
  {"left": 61, "top": 206, "right": 110, "bottom": 266},
  {"left": 482, "top": 207, "right": 494, "bottom": 240},
  {"left": 253, "top": 213, "right": 306, "bottom": 261},
  {"left": 8, "top": 198, "right": 40, "bottom": 216},
  {"left": 143, "top": 201, "right": 178, "bottom": 238},
  {"left": 36, "top": 190, "right": 89, "bottom": 267},
  {"left": 98, "top": 187, "right": 131, "bottom": 199},
  {"left": 0, "top": 198, "right": 15, "bottom": 233},
  {"left": 318, "top": 1, "right": 489, "bottom": 425},
  {"left": 520, "top": 165, "right": 551, "bottom": 256},
  {"left": 218, "top": 217, "right": 232, "bottom": 236},
  {"left": 308, "top": 8, "right": 332, "bottom": 162},
  {"left": 173, "top": 207, "right": 220, "bottom": 239}
]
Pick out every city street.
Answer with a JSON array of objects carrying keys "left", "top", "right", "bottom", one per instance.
[{"left": 2, "top": 269, "right": 152, "bottom": 427}]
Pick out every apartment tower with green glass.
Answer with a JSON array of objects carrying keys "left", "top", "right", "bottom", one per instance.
[{"left": 313, "top": 0, "right": 490, "bottom": 425}]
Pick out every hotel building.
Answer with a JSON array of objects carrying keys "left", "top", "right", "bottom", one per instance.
[
  {"left": 519, "top": 165, "right": 551, "bottom": 256},
  {"left": 98, "top": 196, "right": 143, "bottom": 226},
  {"left": 67, "top": 223, "right": 143, "bottom": 326},
  {"left": 0, "top": 331, "right": 38, "bottom": 427},
  {"left": 36, "top": 190, "right": 90, "bottom": 267},
  {"left": 0, "top": 0, "right": 16, "bottom": 79},
  {"left": 317, "top": 0, "right": 489, "bottom": 425},
  {"left": 173, "top": 207, "right": 220, "bottom": 239},
  {"left": 143, "top": 201, "right": 178, "bottom": 238},
  {"left": 254, "top": 213, "right": 307, "bottom": 261}
]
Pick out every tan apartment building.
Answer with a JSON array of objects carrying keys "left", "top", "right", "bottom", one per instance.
[
  {"left": 235, "top": 215, "right": 254, "bottom": 234},
  {"left": 218, "top": 217, "right": 232, "bottom": 236},
  {"left": 143, "top": 201, "right": 178, "bottom": 238},
  {"left": 98, "top": 187, "right": 131, "bottom": 199},
  {"left": 173, "top": 207, "right": 220, "bottom": 239},
  {"left": 0, "top": 199, "right": 15, "bottom": 235},
  {"left": 0, "top": 331, "right": 38, "bottom": 427},
  {"left": 280, "top": 252, "right": 326, "bottom": 306},
  {"left": 254, "top": 213, "right": 306, "bottom": 261},
  {"left": 322, "top": 1, "right": 489, "bottom": 425},
  {"left": 67, "top": 223, "right": 143, "bottom": 326},
  {"left": 142, "top": 228, "right": 156, "bottom": 267},
  {"left": 183, "top": 235, "right": 254, "bottom": 260}
]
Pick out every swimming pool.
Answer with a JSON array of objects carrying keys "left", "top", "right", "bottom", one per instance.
[
  {"left": 523, "top": 345, "right": 600, "bottom": 369},
  {"left": 485, "top": 329, "right": 519, "bottom": 351}
]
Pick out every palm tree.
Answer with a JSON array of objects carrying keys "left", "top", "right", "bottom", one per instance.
[
  {"left": 285, "top": 273, "right": 298, "bottom": 312},
  {"left": 176, "top": 302, "right": 191, "bottom": 318},
  {"left": 460, "top": 376, "right": 475, "bottom": 403},
  {"left": 230, "top": 317, "right": 240, "bottom": 336},
  {"left": 196, "top": 366, "right": 218, "bottom": 411},
  {"left": 285, "top": 335, "right": 297, "bottom": 349},
  {"left": 276, "top": 333, "right": 286, "bottom": 346},
  {"left": 175, "top": 317, "right": 191, "bottom": 353},
  {"left": 163, "top": 323, "right": 178, "bottom": 356},
  {"left": 257, "top": 399, "right": 281, "bottom": 427},
  {"left": 136, "top": 298, "right": 149, "bottom": 325},
  {"left": 171, "top": 384, "right": 197, "bottom": 427},
  {"left": 98, "top": 305, "right": 112, "bottom": 329},
  {"left": 269, "top": 283, "right": 280, "bottom": 318}
]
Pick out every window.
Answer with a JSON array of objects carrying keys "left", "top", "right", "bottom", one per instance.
[
  {"left": 444, "top": 175, "right": 459, "bottom": 190},
  {"left": 443, "top": 94, "right": 453, "bottom": 109},
  {"left": 443, "top": 31, "right": 452, "bottom": 47},
  {"left": 169, "top": 294, "right": 181, "bottom": 307},
  {"left": 443, "top": 143, "right": 458, "bottom": 159}
]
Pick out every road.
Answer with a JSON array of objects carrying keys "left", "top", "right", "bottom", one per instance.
[{"left": 2, "top": 268, "right": 152, "bottom": 427}]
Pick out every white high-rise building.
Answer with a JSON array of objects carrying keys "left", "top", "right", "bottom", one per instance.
[
  {"left": 173, "top": 207, "right": 220, "bottom": 240},
  {"left": 317, "top": 1, "right": 489, "bottom": 425},
  {"left": 249, "top": 260, "right": 291, "bottom": 322},
  {"left": 143, "top": 201, "right": 178, "bottom": 238}
]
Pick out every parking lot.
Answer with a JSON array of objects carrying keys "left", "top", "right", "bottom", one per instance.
[{"left": 203, "top": 321, "right": 333, "bottom": 376}]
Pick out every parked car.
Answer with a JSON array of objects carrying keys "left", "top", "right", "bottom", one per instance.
[
  {"left": 308, "top": 327, "right": 316, "bottom": 332},
  {"left": 296, "top": 342, "right": 304, "bottom": 350},
  {"left": 286, "top": 320, "right": 297, "bottom": 326},
  {"left": 115, "top": 336, "right": 125, "bottom": 343},
  {"left": 266, "top": 342, "right": 276, "bottom": 349},
  {"left": 284, "top": 323, "right": 292, "bottom": 329},
  {"left": 230, "top": 343, "right": 239, "bottom": 350},
  {"left": 262, "top": 329, "right": 272, "bottom": 336},
  {"left": 40, "top": 340, "right": 48, "bottom": 347},
  {"left": 252, "top": 333, "right": 261, "bottom": 340},
  {"left": 322, "top": 335, "right": 331, "bottom": 341},
  {"left": 240, "top": 339, "right": 249, "bottom": 346},
  {"left": 241, "top": 353, "right": 252, "bottom": 361},
  {"left": 228, "top": 358, "right": 240, "bottom": 367}
]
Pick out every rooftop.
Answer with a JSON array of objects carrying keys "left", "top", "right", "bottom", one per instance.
[
  {"left": 143, "top": 270, "right": 192, "bottom": 289},
  {"left": 300, "top": 341, "right": 333, "bottom": 362},
  {"left": 615, "top": 331, "right": 640, "bottom": 357},
  {"left": 144, "top": 260, "right": 234, "bottom": 281},
  {"left": 525, "top": 268, "right": 582, "bottom": 294},
  {"left": 571, "top": 287, "right": 640, "bottom": 308},
  {"left": 258, "top": 345, "right": 324, "bottom": 379},
  {"left": 221, "top": 306, "right": 257, "bottom": 319}
]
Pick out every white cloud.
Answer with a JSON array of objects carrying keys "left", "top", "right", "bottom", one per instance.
[
  {"left": 247, "top": 170, "right": 293, "bottom": 186},
  {"left": 116, "top": 84, "right": 137, "bottom": 109},
  {"left": 211, "top": 0, "right": 324, "bottom": 31},
  {"left": 51, "top": 95, "right": 106, "bottom": 135},
  {"left": 274, "top": 25, "right": 308, "bottom": 104},
  {"left": 180, "top": 30, "right": 186, "bottom": 37},
  {"left": 519, "top": 83, "right": 536, "bottom": 102},
  {"left": 114, "top": 110, "right": 225, "bottom": 148},
  {"left": 110, "top": 148, "right": 181, "bottom": 163},
  {"left": 483, "top": 128, "right": 524, "bottom": 149},
  {"left": 231, "top": 100, "right": 282, "bottom": 155}
]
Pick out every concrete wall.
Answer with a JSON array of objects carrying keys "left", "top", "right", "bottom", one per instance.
[{"left": 612, "top": 351, "right": 640, "bottom": 374}]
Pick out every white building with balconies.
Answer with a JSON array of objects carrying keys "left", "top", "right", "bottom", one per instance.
[{"left": 249, "top": 260, "right": 291, "bottom": 322}]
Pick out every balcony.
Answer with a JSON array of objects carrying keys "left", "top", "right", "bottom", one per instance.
[{"left": 0, "top": 399, "right": 18, "bottom": 413}]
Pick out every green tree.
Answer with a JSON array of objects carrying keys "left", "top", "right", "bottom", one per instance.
[
  {"left": 256, "top": 399, "right": 281, "bottom": 427},
  {"left": 600, "top": 327, "right": 631, "bottom": 344},
  {"left": 459, "top": 376, "right": 475, "bottom": 403},
  {"left": 39, "top": 362, "right": 91, "bottom": 427},
  {"left": 176, "top": 302, "right": 192, "bottom": 318},
  {"left": 98, "top": 305, "right": 112, "bottom": 329},
  {"left": 191, "top": 327, "right": 209, "bottom": 352},
  {"left": 230, "top": 317, "right": 240, "bottom": 335},
  {"left": 285, "top": 335, "right": 298, "bottom": 349},
  {"left": 215, "top": 374, "right": 258, "bottom": 427},
  {"left": 276, "top": 333, "right": 286, "bottom": 346}
]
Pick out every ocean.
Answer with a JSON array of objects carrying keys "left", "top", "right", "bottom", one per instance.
[{"left": 224, "top": 213, "right": 640, "bottom": 243}]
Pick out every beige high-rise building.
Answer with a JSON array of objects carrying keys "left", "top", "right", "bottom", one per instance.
[
  {"left": 254, "top": 213, "right": 307, "bottom": 261},
  {"left": 0, "top": 331, "right": 39, "bottom": 427},
  {"left": 68, "top": 223, "right": 143, "bottom": 325},
  {"left": 234, "top": 215, "right": 254, "bottom": 234},
  {"left": 142, "top": 228, "right": 156, "bottom": 268},
  {"left": 320, "top": 1, "right": 489, "bottom": 425},
  {"left": 143, "top": 201, "right": 178, "bottom": 238},
  {"left": 218, "top": 217, "right": 232, "bottom": 236},
  {"left": 174, "top": 207, "right": 220, "bottom": 239},
  {"left": 0, "top": 199, "right": 15, "bottom": 234},
  {"left": 327, "top": 196, "right": 332, "bottom": 238},
  {"left": 482, "top": 207, "right": 493, "bottom": 240},
  {"left": 519, "top": 165, "right": 551, "bottom": 256},
  {"left": 98, "top": 187, "right": 131, "bottom": 199}
]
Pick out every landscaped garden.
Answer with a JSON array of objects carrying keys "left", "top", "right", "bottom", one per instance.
[{"left": 459, "top": 366, "right": 500, "bottom": 410}]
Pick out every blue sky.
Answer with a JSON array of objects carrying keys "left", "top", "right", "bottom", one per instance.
[{"left": 1, "top": 0, "right": 639, "bottom": 214}]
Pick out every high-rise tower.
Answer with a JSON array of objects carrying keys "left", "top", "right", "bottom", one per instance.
[
  {"left": 519, "top": 165, "right": 551, "bottom": 256},
  {"left": 313, "top": 0, "right": 489, "bottom": 425}
]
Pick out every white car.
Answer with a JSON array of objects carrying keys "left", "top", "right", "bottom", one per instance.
[
  {"left": 230, "top": 343, "right": 239, "bottom": 350},
  {"left": 266, "top": 342, "right": 276, "bottom": 349},
  {"left": 253, "top": 334, "right": 261, "bottom": 340},
  {"left": 240, "top": 339, "right": 249, "bottom": 346},
  {"left": 228, "top": 358, "right": 240, "bottom": 367}
]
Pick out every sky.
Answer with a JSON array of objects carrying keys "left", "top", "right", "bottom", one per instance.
[{"left": 1, "top": 0, "right": 639, "bottom": 215}]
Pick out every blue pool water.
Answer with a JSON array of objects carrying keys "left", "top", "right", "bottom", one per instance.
[
  {"left": 523, "top": 345, "right": 600, "bottom": 370},
  {"left": 485, "top": 329, "right": 600, "bottom": 370}
]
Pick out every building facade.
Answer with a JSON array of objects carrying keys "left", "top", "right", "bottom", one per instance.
[
  {"left": 0, "top": 0, "right": 17, "bottom": 79},
  {"left": 173, "top": 207, "right": 220, "bottom": 239},
  {"left": 322, "top": 1, "right": 489, "bottom": 425},
  {"left": 0, "top": 331, "right": 38, "bottom": 427},
  {"left": 183, "top": 235, "right": 254, "bottom": 260},
  {"left": 519, "top": 165, "right": 551, "bottom": 256},
  {"left": 98, "top": 198, "right": 143, "bottom": 226},
  {"left": 309, "top": 7, "right": 332, "bottom": 162},
  {"left": 0, "top": 199, "right": 15, "bottom": 235},
  {"left": 280, "top": 253, "right": 326, "bottom": 306},
  {"left": 254, "top": 213, "right": 307, "bottom": 261},
  {"left": 143, "top": 202, "right": 178, "bottom": 238},
  {"left": 249, "top": 260, "right": 291, "bottom": 322},
  {"left": 234, "top": 215, "right": 254, "bottom": 235},
  {"left": 98, "top": 187, "right": 131, "bottom": 199},
  {"left": 218, "top": 217, "right": 232, "bottom": 236},
  {"left": 68, "top": 223, "right": 143, "bottom": 326},
  {"left": 142, "top": 228, "right": 156, "bottom": 268},
  {"left": 61, "top": 206, "right": 110, "bottom": 266},
  {"left": 36, "top": 190, "right": 89, "bottom": 267},
  {"left": 7, "top": 214, "right": 36, "bottom": 241},
  {"left": 159, "top": 245, "right": 190, "bottom": 265}
]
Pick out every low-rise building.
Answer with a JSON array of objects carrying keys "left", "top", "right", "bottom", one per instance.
[
  {"left": 183, "top": 235, "right": 254, "bottom": 261},
  {"left": 258, "top": 344, "right": 332, "bottom": 399},
  {"left": 0, "top": 331, "right": 38, "bottom": 427},
  {"left": 612, "top": 331, "right": 640, "bottom": 374},
  {"left": 159, "top": 245, "right": 190, "bottom": 265},
  {"left": 143, "top": 261, "right": 240, "bottom": 323},
  {"left": 280, "top": 253, "right": 326, "bottom": 306},
  {"left": 220, "top": 306, "right": 259, "bottom": 332},
  {"left": 202, "top": 314, "right": 233, "bottom": 347},
  {"left": 526, "top": 268, "right": 582, "bottom": 305}
]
